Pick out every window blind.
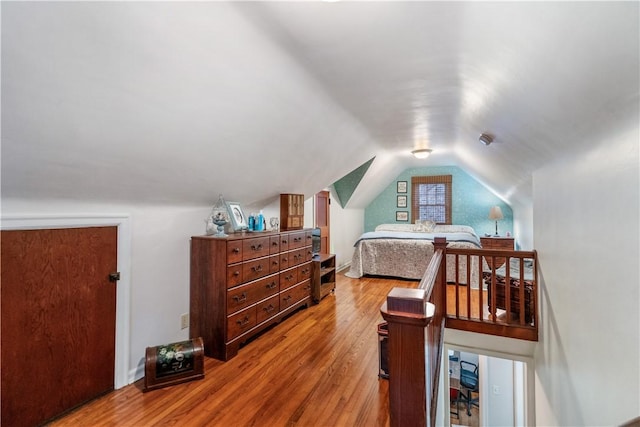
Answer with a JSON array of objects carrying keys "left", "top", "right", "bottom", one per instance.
[{"left": 411, "top": 175, "right": 452, "bottom": 224}]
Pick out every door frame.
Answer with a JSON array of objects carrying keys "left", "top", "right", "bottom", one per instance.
[
  {"left": 442, "top": 343, "right": 534, "bottom": 426},
  {"left": 1, "top": 214, "right": 131, "bottom": 389}
]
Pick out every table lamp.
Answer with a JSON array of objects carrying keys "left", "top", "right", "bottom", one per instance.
[{"left": 488, "top": 206, "right": 503, "bottom": 236}]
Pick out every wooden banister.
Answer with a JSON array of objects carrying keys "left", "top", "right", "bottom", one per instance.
[
  {"left": 381, "top": 238, "right": 447, "bottom": 427},
  {"left": 380, "top": 238, "right": 539, "bottom": 426}
]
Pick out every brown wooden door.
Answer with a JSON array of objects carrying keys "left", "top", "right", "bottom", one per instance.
[
  {"left": 315, "top": 191, "right": 330, "bottom": 254},
  {"left": 1, "top": 227, "right": 118, "bottom": 427}
]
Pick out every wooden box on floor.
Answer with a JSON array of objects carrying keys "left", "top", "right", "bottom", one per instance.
[{"left": 144, "top": 337, "right": 205, "bottom": 392}]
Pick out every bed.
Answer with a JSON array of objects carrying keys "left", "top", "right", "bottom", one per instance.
[{"left": 345, "top": 222, "right": 483, "bottom": 285}]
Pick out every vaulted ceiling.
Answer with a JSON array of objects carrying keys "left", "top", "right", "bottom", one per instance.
[{"left": 2, "top": 2, "right": 638, "bottom": 210}]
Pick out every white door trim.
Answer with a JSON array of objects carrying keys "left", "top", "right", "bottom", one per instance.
[{"left": 1, "top": 214, "right": 132, "bottom": 389}]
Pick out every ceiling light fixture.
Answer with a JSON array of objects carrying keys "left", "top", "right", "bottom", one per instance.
[
  {"left": 479, "top": 133, "right": 494, "bottom": 146},
  {"left": 411, "top": 148, "right": 433, "bottom": 159}
]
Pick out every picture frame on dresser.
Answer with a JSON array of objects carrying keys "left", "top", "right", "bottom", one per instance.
[{"left": 226, "top": 202, "right": 247, "bottom": 231}]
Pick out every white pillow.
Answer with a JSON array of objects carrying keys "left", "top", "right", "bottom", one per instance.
[
  {"left": 375, "top": 223, "right": 419, "bottom": 232},
  {"left": 415, "top": 219, "right": 436, "bottom": 232}
]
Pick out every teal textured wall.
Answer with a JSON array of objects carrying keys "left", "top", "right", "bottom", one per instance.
[{"left": 364, "top": 166, "right": 513, "bottom": 236}]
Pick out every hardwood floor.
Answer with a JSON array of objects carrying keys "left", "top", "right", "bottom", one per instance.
[{"left": 50, "top": 274, "right": 420, "bottom": 427}]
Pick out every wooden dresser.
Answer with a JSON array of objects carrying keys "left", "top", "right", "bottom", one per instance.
[
  {"left": 190, "top": 229, "right": 313, "bottom": 361},
  {"left": 480, "top": 236, "right": 515, "bottom": 269}
]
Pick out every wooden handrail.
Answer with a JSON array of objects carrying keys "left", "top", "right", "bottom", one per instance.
[
  {"left": 381, "top": 238, "right": 539, "bottom": 426},
  {"left": 445, "top": 247, "right": 539, "bottom": 341},
  {"left": 381, "top": 238, "right": 447, "bottom": 427}
]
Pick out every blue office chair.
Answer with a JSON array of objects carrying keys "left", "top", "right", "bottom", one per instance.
[{"left": 459, "top": 360, "right": 479, "bottom": 416}]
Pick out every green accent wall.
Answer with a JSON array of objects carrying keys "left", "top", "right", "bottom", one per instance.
[
  {"left": 333, "top": 157, "right": 375, "bottom": 208},
  {"left": 364, "top": 166, "right": 513, "bottom": 236}
]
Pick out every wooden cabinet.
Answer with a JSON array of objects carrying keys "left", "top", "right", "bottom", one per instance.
[
  {"left": 280, "top": 193, "right": 304, "bottom": 231},
  {"left": 190, "top": 229, "right": 313, "bottom": 361},
  {"left": 312, "top": 254, "right": 336, "bottom": 303},
  {"left": 480, "top": 236, "right": 515, "bottom": 269}
]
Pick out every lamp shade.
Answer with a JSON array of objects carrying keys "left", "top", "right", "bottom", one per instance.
[{"left": 488, "top": 206, "right": 504, "bottom": 220}]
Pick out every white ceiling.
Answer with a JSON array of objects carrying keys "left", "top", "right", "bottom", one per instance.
[{"left": 2, "top": 2, "right": 638, "bottom": 210}]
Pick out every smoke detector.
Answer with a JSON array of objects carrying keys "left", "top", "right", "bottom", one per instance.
[{"left": 479, "top": 133, "right": 494, "bottom": 146}]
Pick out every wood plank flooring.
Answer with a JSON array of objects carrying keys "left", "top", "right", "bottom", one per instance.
[{"left": 50, "top": 274, "right": 420, "bottom": 427}]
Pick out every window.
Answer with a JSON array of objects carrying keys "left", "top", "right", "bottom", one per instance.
[{"left": 411, "top": 175, "right": 452, "bottom": 224}]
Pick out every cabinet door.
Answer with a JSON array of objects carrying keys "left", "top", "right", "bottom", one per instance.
[{"left": 280, "top": 194, "right": 304, "bottom": 230}]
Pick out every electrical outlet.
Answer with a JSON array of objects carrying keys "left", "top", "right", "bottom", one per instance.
[{"left": 180, "top": 313, "right": 189, "bottom": 330}]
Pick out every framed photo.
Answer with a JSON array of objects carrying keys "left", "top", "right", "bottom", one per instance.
[
  {"left": 397, "top": 195, "right": 407, "bottom": 208},
  {"left": 397, "top": 181, "right": 407, "bottom": 193},
  {"left": 396, "top": 211, "right": 409, "bottom": 222},
  {"left": 226, "top": 202, "right": 248, "bottom": 231}
]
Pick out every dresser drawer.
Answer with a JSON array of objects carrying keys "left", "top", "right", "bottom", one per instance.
[
  {"left": 227, "top": 274, "right": 279, "bottom": 315},
  {"left": 269, "top": 254, "right": 280, "bottom": 274},
  {"left": 290, "top": 248, "right": 306, "bottom": 266},
  {"left": 304, "top": 246, "right": 313, "bottom": 262},
  {"left": 243, "top": 237, "right": 271, "bottom": 261},
  {"left": 227, "top": 264, "right": 243, "bottom": 288},
  {"left": 279, "top": 267, "right": 298, "bottom": 290},
  {"left": 242, "top": 257, "right": 272, "bottom": 282},
  {"left": 227, "top": 240, "right": 243, "bottom": 264},
  {"left": 280, "top": 280, "right": 311, "bottom": 310},
  {"left": 289, "top": 231, "right": 306, "bottom": 249},
  {"left": 269, "top": 236, "right": 281, "bottom": 254},
  {"left": 256, "top": 295, "right": 279, "bottom": 324},
  {"left": 480, "top": 237, "right": 514, "bottom": 269},
  {"left": 227, "top": 306, "right": 256, "bottom": 341},
  {"left": 297, "top": 262, "right": 312, "bottom": 282},
  {"left": 279, "top": 234, "right": 290, "bottom": 252},
  {"left": 280, "top": 251, "right": 292, "bottom": 270}
]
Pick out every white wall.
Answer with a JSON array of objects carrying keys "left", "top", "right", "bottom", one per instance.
[
  {"left": 1, "top": 198, "right": 211, "bottom": 383},
  {"left": 512, "top": 200, "right": 534, "bottom": 250},
  {"left": 0, "top": 192, "right": 362, "bottom": 385},
  {"left": 328, "top": 187, "right": 364, "bottom": 271},
  {"left": 484, "top": 356, "right": 515, "bottom": 427},
  {"left": 532, "top": 125, "right": 639, "bottom": 425}
]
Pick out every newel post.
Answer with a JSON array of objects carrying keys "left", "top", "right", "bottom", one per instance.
[{"left": 380, "top": 288, "right": 435, "bottom": 427}]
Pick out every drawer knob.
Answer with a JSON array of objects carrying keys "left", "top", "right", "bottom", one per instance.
[
  {"left": 251, "top": 244, "right": 263, "bottom": 251},
  {"left": 233, "top": 248, "right": 240, "bottom": 253},
  {"left": 282, "top": 240, "right": 288, "bottom": 244},
  {"left": 236, "top": 316, "right": 250, "bottom": 327},
  {"left": 233, "top": 271, "right": 240, "bottom": 276},
  {"left": 233, "top": 292, "right": 247, "bottom": 303},
  {"left": 251, "top": 265, "right": 263, "bottom": 273},
  {"left": 266, "top": 282, "right": 277, "bottom": 289}
]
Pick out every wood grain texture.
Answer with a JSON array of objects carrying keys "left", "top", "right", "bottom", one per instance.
[
  {"left": 50, "top": 274, "right": 416, "bottom": 427},
  {"left": 1, "top": 227, "right": 117, "bottom": 427}
]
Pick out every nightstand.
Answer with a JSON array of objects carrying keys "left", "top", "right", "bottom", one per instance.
[
  {"left": 312, "top": 254, "right": 336, "bottom": 303},
  {"left": 480, "top": 236, "right": 514, "bottom": 269}
]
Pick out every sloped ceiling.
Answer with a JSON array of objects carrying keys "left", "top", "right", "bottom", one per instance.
[{"left": 2, "top": 2, "right": 638, "bottom": 210}]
